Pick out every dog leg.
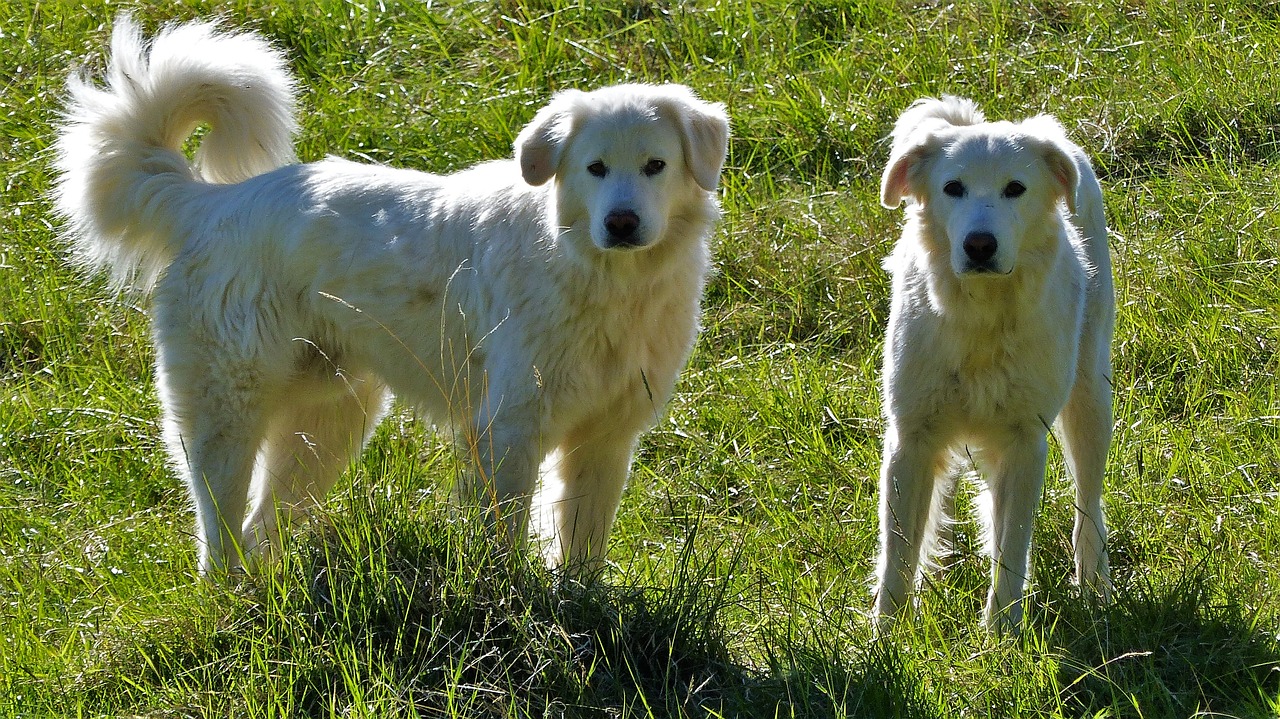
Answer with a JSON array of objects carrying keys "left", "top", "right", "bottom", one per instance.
[
  {"left": 873, "top": 432, "right": 942, "bottom": 626},
  {"left": 538, "top": 431, "right": 637, "bottom": 573},
  {"left": 921, "top": 471, "right": 960, "bottom": 583},
  {"left": 158, "top": 373, "right": 266, "bottom": 577},
  {"left": 241, "top": 375, "right": 389, "bottom": 564},
  {"left": 983, "top": 433, "right": 1049, "bottom": 631},
  {"left": 455, "top": 404, "right": 541, "bottom": 548},
  {"left": 1057, "top": 375, "right": 1112, "bottom": 599},
  {"left": 185, "top": 432, "right": 261, "bottom": 577}
]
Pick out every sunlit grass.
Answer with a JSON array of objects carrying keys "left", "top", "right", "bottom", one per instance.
[{"left": 2, "top": 1, "right": 1278, "bottom": 716}]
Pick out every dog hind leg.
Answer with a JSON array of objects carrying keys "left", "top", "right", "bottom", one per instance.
[
  {"left": 1056, "top": 374, "right": 1112, "bottom": 599},
  {"left": 241, "top": 375, "right": 389, "bottom": 564},
  {"left": 920, "top": 470, "right": 961, "bottom": 583},
  {"left": 156, "top": 354, "right": 268, "bottom": 578}
]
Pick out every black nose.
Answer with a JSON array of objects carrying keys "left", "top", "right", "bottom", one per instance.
[
  {"left": 604, "top": 210, "right": 640, "bottom": 242},
  {"left": 963, "top": 231, "right": 997, "bottom": 264}
]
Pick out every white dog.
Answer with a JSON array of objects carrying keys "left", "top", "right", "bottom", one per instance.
[
  {"left": 873, "top": 96, "right": 1114, "bottom": 630},
  {"left": 54, "top": 16, "right": 729, "bottom": 578}
]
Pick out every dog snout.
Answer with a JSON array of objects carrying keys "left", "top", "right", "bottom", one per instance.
[
  {"left": 963, "top": 231, "right": 998, "bottom": 265},
  {"left": 603, "top": 210, "right": 641, "bottom": 246}
]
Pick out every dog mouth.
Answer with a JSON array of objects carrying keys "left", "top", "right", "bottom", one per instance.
[
  {"left": 601, "top": 235, "right": 648, "bottom": 250},
  {"left": 959, "top": 261, "right": 1014, "bottom": 276}
]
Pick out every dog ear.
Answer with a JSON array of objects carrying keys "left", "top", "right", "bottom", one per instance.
[
  {"left": 655, "top": 86, "right": 730, "bottom": 192},
  {"left": 515, "top": 90, "right": 584, "bottom": 186},
  {"left": 880, "top": 133, "right": 937, "bottom": 209},
  {"left": 681, "top": 100, "right": 730, "bottom": 192},
  {"left": 1019, "top": 116, "right": 1082, "bottom": 214},
  {"left": 1039, "top": 141, "right": 1080, "bottom": 215}
]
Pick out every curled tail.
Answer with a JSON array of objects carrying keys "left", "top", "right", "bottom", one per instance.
[{"left": 54, "top": 14, "right": 298, "bottom": 291}]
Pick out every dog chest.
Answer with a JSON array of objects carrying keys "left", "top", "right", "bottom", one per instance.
[{"left": 536, "top": 279, "right": 698, "bottom": 418}]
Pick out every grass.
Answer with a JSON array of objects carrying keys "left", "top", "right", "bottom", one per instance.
[{"left": 2, "top": 0, "right": 1279, "bottom": 716}]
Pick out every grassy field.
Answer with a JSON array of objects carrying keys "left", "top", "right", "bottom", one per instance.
[{"left": 2, "top": 0, "right": 1279, "bottom": 716}]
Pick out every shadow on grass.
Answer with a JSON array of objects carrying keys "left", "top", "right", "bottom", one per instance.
[
  {"left": 59, "top": 501, "right": 937, "bottom": 718},
  {"left": 1047, "top": 565, "right": 1280, "bottom": 718},
  {"left": 39, "top": 499, "right": 1280, "bottom": 717}
]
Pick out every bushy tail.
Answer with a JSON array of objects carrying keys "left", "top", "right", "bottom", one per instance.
[{"left": 54, "top": 14, "right": 298, "bottom": 291}]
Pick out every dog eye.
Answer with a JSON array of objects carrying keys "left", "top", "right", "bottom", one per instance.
[
  {"left": 587, "top": 161, "right": 608, "bottom": 178},
  {"left": 643, "top": 159, "right": 666, "bottom": 177},
  {"left": 1003, "top": 181, "right": 1026, "bottom": 198},
  {"left": 943, "top": 180, "right": 965, "bottom": 198}
]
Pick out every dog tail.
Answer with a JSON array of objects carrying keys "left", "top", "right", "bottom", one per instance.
[
  {"left": 889, "top": 95, "right": 985, "bottom": 153},
  {"left": 54, "top": 14, "right": 298, "bottom": 291}
]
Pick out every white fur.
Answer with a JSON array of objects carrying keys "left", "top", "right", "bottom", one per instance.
[
  {"left": 54, "top": 15, "right": 729, "bottom": 578},
  {"left": 873, "top": 96, "right": 1114, "bottom": 631}
]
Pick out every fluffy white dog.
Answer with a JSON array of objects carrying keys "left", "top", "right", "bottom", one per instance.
[
  {"left": 54, "top": 16, "right": 729, "bottom": 578},
  {"left": 874, "top": 96, "right": 1114, "bottom": 630}
]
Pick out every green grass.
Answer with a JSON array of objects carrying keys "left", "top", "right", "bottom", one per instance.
[{"left": 3, "top": 0, "right": 1279, "bottom": 716}]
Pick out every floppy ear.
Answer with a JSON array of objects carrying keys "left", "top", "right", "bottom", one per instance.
[
  {"left": 1039, "top": 141, "right": 1080, "bottom": 215},
  {"left": 656, "top": 87, "right": 729, "bottom": 191},
  {"left": 1019, "top": 115, "right": 1081, "bottom": 214},
  {"left": 515, "top": 90, "right": 583, "bottom": 186},
  {"left": 880, "top": 134, "right": 936, "bottom": 209},
  {"left": 682, "top": 102, "right": 730, "bottom": 191}
]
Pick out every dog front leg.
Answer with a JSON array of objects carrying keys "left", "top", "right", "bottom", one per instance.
[
  {"left": 538, "top": 431, "right": 638, "bottom": 574},
  {"left": 456, "top": 416, "right": 541, "bottom": 548},
  {"left": 873, "top": 431, "right": 941, "bottom": 627},
  {"left": 983, "top": 433, "right": 1049, "bottom": 632}
]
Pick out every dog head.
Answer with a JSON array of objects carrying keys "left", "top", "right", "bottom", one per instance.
[
  {"left": 881, "top": 98, "right": 1079, "bottom": 277},
  {"left": 515, "top": 83, "right": 729, "bottom": 252}
]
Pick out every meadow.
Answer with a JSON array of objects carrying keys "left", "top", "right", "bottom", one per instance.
[{"left": 2, "top": 1, "right": 1278, "bottom": 716}]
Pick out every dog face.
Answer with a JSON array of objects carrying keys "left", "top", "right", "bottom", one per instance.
[
  {"left": 515, "top": 84, "right": 729, "bottom": 252},
  {"left": 882, "top": 122, "right": 1078, "bottom": 277},
  {"left": 560, "top": 112, "right": 688, "bottom": 250}
]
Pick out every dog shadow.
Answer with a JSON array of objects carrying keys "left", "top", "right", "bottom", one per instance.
[
  {"left": 53, "top": 500, "right": 1277, "bottom": 718},
  {"left": 1035, "top": 558, "right": 1280, "bottom": 718},
  {"left": 56, "top": 507, "right": 934, "bottom": 718}
]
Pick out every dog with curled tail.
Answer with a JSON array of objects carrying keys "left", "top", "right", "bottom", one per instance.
[{"left": 54, "top": 15, "right": 729, "bottom": 579}]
